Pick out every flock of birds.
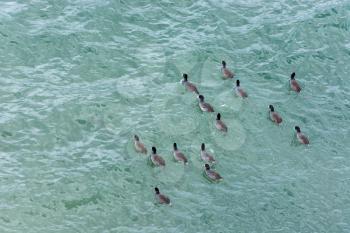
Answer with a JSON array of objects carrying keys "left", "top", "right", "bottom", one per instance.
[{"left": 133, "top": 61, "right": 310, "bottom": 205}]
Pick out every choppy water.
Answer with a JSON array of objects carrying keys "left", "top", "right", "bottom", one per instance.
[{"left": 1, "top": 1, "right": 350, "bottom": 232}]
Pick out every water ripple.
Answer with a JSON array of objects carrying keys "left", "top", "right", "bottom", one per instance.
[{"left": 1, "top": 0, "right": 350, "bottom": 232}]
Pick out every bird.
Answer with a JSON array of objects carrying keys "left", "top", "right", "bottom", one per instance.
[
  {"left": 200, "top": 143, "right": 216, "bottom": 163},
  {"left": 181, "top": 73, "right": 199, "bottom": 94},
  {"left": 133, "top": 135, "right": 147, "bottom": 154},
  {"left": 295, "top": 126, "right": 309, "bottom": 145},
  {"left": 154, "top": 187, "right": 170, "bottom": 205},
  {"left": 150, "top": 147, "right": 166, "bottom": 166},
  {"left": 235, "top": 80, "right": 248, "bottom": 98},
  {"left": 221, "top": 61, "right": 234, "bottom": 79},
  {"left": 269, "top": 105, "right": 282, "bottom": 124},
  {"left": 173, "top": 143, "right": 188, "bottom": 164},
  {"left": 204, "top": 164, "right": 222, "bottom": 181},
  {"left": 290, "top": 72, "right": 301, "bottom": 92},
  {"left": 198, "top": 95, "right": 214, "bottom": 112},
  {"left": 215, "top": 113, "right": 228, "bottom": 132}
]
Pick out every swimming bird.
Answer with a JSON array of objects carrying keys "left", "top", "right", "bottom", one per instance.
[
  {"left": 235, "top": 80, "right": 248, "bottom": 98},
  {"left": 154, "top": 187, "right": 170, "bottom": 205},
  {"left": 200, "top": 143, "right": 215, "bottom": 163},
  {"left": 150, "top": 147, "right": 166, "bottom": 166},
  {"left": 269, "top": 105, "right": 282, "bottom": 124},
  {"left": 295, "top": 126, "right": 309, "bottom": 145},
  {"left": 204, "top": 164, "right": 222, "bottom": 181},
  {"left": 133, "top": 135, "right": 147, "bottom": 154},
  {"left": 290, "top": 72, "right": 301, "bottom": 92},
  {"left": 221, "top": 61, "right": 234, "bottom": 79},
  {"left": 198, "top": 95, "right": 214, "bottom": 112},
  {"left": 181, "top": 73, "right": 199, "bottom": 94},
  {"left": 215, "top": 113, "right": 228, "bottom": 132},
  {"left": 173, "top": 143, "right": 188, "bottom": 164}
]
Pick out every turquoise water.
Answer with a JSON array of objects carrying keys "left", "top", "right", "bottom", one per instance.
[{"left": 1, "top": 0, "right": 350, "bottom": 232}]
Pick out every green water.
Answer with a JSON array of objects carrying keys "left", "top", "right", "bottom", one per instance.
[{"left": 1, "top": 1, "right": 350, "bottom": 232}]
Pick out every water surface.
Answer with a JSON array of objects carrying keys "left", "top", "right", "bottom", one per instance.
[{"left": 1, "top": 1, "right": 350, "bottom": 232}]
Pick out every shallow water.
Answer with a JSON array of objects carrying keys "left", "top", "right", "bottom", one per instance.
[{"left": 1, "top": 1, "right": 350, "bottom": 232}]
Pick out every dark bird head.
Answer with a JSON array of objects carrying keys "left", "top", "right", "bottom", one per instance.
[
  {"left": 222, "top": 60, "right": 226, "bottom": 68},
  {"left": 183, "top": 73, "right": 188, "bottom": 81},
  {"left": 155, "top": 187, "right": 160, "bottom": 194},
  {"left": 291, "top": 72, "right": 296, "bottom": 80},
  {"left": 236, "top": 79, "right": 240, "bottom": 86},
  {"left": 152, "top": 147, "right": 156, "bottom": 154}
]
